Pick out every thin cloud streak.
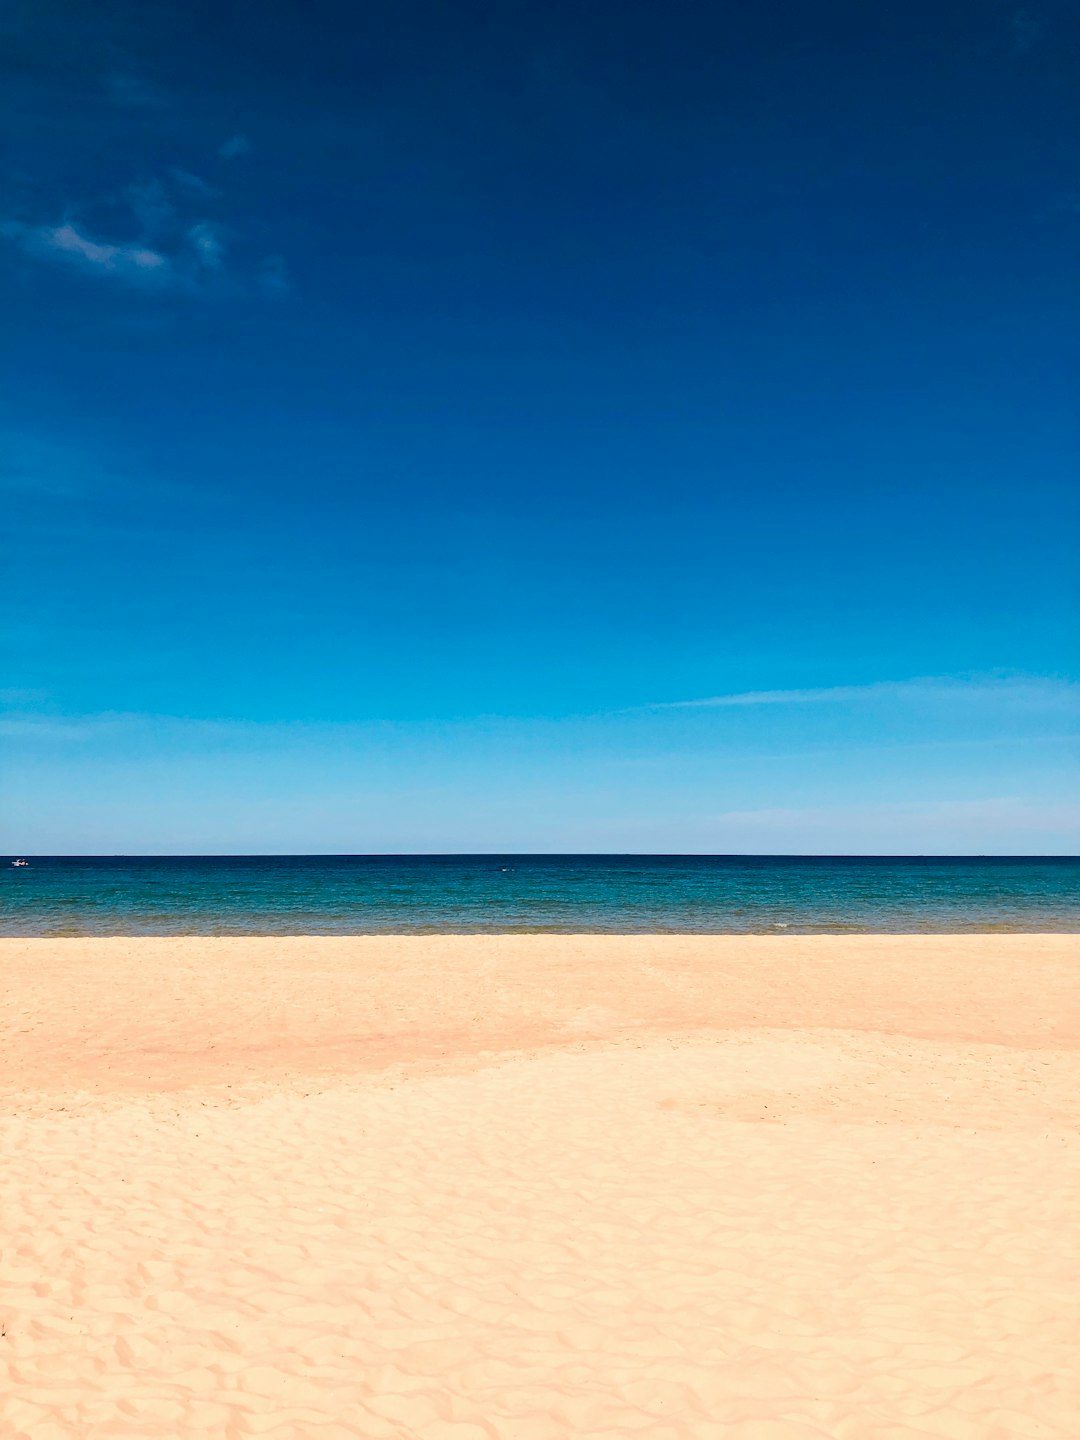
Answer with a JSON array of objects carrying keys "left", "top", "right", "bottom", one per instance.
[
  {"left": 659, "top": 676, "right": 1080, "bottom": 709},
  {"left": 0, "top": 711, "right": 246, "bottom": 744},
  {"left": 47, "top": 222, "right": 167, "bottom": 273},
  {"left": 5, "top": 683, "right": 1079, "bottom": 748},
  {"left": 2, "top": 219, "right": 170, "bottom": 283},
  {"left": 3, "top": 209, "right": 272, "bottom": 295},
  {"left": 2, "top": 149, "right": 283, "bottom": 295}
]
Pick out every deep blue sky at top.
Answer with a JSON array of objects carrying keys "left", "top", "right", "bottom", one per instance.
[{"left": 1, "top": 1, "right": 1078, "bottom": 851}]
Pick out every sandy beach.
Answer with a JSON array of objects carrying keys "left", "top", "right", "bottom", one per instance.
[{"left": 2, "top": 934, "right": 1078, "bottom": 1439}]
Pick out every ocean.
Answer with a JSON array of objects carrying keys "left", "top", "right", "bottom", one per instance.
[{"left": 2, "top": 854, "right": 1078, "bottom": 936}]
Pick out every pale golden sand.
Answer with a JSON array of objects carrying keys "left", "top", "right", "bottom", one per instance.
[{"left": 2, "top": 935, "right": 1079, "bottom": 1439}]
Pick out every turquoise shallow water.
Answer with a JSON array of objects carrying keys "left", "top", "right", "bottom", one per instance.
[{"left": 2, "top": 855, "right": 1078, "bottom": 935}]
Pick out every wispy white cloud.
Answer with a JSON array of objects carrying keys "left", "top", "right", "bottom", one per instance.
[
  {"left": 49, "top": 221, "right": 168, "bottom": 274},
  {"left": 2, "top": 162, "right": 283, "bottom": 296},
  {"left": 0, "top": 710, "right": 242, "bottom": 744},
  {"left": 2, "top": 216, "right": 173, "bottom": 285},
  {"left": 188, "top": 220, "right": 226, "bottom": 270},
  {"left": 219, "top": 134, "right": 251, "bottom": 159},
  {"left": 2, "top": 697, "right": 1075, "bottom": 853},
  {"left": 618, "top": 796, "right": 1080, "bottom": 855},
  {"left": 699, "top": 796, "right": 1080, "bottom": 827},
  {"left": 3, "top": 708, "right": 1076, "bottom": 854},
  {"left": 7, "top": 679, "right": 1078, "bottom": 753},
  {"left": 0, "top": 712, "right": 137, "bottom": 743},
  {"left": 659, "top": 676, "right": 1080, "bottom": 710}
]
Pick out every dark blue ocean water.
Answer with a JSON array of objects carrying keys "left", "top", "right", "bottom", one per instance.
[{"left": 1, "top": 855, "right": 1077, "bottom": 935}]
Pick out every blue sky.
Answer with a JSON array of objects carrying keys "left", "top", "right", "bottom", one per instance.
[{"left": 2, "top": 0, "right": 1077, "bottom": 853}]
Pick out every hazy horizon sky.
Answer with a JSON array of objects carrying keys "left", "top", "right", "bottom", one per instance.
[{"left": 2, "top": 1, "right": 1077, "bottom": 853}]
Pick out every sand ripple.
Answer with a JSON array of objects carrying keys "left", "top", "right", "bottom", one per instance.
[{"left": 3, "top": 1029, "right": 1079, "bottom": 1439}]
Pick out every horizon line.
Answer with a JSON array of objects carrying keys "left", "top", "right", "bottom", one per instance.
[{"left": 5, "top": 852, "right": 1078, "bottom": 861}]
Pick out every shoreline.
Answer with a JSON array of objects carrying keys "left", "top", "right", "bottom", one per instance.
[{"left": 7, "top": 925, "right": 1080, "bottom": 936}]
